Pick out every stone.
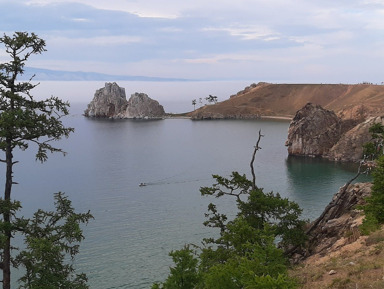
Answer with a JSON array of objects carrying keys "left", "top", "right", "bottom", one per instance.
[
  {"left": 328, "top": 270, "right": 337, "bottom": 275},
  {"left": 301, "top": 182, "right": 372, "bottom": 258},
  {"left": 123, "top": 92, "right": 165, "bottom": 119},
  {"left": 84, "top": 83, "right": 165, "bottom": 119},
  {"left": 285, "top": 103, "right": 382, "bottom": 162},
  {"left": 325, "top": 116, "right": 384, "bottom": 162},
  {"left": 84, "top": 82, "right": 127, "bottom": 118},
  {"left": 285, "top": 103, "right": 344, "bottom": 157}
]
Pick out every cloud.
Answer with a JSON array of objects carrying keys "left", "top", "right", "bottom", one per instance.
[
  {"left": 70, "top": 18, "right": 90, "bottom": 23},
  {"left": 1, "top": 0, "right": 384, "bottom": 83},
  {"left": 203, "top": 25, "right": 280, "bottom": 41},
  {"left": 157, "top": 27, "right": 183, "bottom": 33},
  {"left": 48, "top": 35, "right": 143, "bottom": 47},
  {"left": 24, "top": 0, "right": 182, "bottom": 18},
  {"left": 360, "top": 0, "right": 384, "bottom": 7}
]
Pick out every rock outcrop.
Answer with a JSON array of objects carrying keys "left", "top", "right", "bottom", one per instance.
[
  {"left": 124, "top": 93, "right": 165, "bottom": 119},
  {"left": 84, "top": 83, "right": 165, "bottom": 119},
  {"left": 325, "top": 117, "right": 384, "bottom": 162},
  {"left": 302, "top": 182, "right": 372, "bottom": 258},
  {"left": 286, "top": 103, "right": 384, "bottom": 162},
  {"left": 84, "top": 82, "right": 127, "bottom": 118},
  {"left": 285, "top": 103, "right": 347, "bottom": 157}
]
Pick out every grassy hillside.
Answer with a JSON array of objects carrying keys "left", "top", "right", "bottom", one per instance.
[
  {"left": 189, "top": 83, "right": 384, "bottom": 119},
  {"left": 291, "top": 226, "right": 384, "bottom": 288}
]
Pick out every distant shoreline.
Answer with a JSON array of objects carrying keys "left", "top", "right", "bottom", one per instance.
[
  {"left": 260, "top": 115, "right": 293, "bottom": 121},
  {"left": 164, "top": 115, "right": 191, "bottom": 119},
  {"left": 164, "top": 114, "right": 293, "bottom": 121}
]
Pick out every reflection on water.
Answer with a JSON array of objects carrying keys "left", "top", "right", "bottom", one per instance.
[{"left": 285, "top": 156, "right": 371, "bottom": 220}]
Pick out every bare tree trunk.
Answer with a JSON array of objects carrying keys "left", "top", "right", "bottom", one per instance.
[
  {"left": 250, "top": 130, "right": 263, "bottom": 190},
  {"left": 3, "top": 139, "right": 13, "bottom": 289}
]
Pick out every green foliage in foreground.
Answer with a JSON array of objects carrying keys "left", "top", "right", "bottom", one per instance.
[
  {"left": 0, "top": 193, "right": 93, "bottom": 289},
  {"left": 153, "top": 172, "right": 305, "bottom": 289},
  {"left": 0, "top": 31, "right": 79, "bottom": 288},
  {"left": 361, "top": 155, "right": 384, "bottom": 234},
  {"left": 14, "top": 192, "right": 93, "bottom": 289}
]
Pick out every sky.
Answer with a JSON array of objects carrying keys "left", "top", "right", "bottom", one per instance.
[{"left": 1, "top": 0, "right": 384, "bottom": 83}]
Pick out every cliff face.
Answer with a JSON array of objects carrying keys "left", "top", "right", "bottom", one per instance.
[
  {"left": 325, "top": 117, "right": 384, "bottom": 162},
  {"left": 84, "top": 83, "right": 165, "bottom": 119},
  {"left": 285, "top": 103, "right": 343, "bottom": 157},
  {"left": 303, "top": 182, "right": 372, "bottom": 258},
  {"left": 285, "top": 103, "right": 383, "bottom": 162}
]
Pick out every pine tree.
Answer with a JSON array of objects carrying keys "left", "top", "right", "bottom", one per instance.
[{"left": 0, "top": 32, "right": 76, "bottom": 288}]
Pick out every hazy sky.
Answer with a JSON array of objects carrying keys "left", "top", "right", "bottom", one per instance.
[{"left": 1, "top": 0, "right": 384, "bottom": 83}]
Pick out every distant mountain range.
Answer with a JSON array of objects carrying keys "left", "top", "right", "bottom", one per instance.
[{"left": 20, "top": 67, "right": 194, "bottom": 82}]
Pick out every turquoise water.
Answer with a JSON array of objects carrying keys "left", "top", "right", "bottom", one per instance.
[{"left": 7, "top": 105, "right": 368, "bottom": 288}]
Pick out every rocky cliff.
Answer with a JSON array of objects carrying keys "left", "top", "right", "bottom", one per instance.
[
  {"left": 302, "top": 182, "right": 372, "bottom": 259},
  {"left": 285, "top": 103, "right": 345, "bottom": 157},
  {"left": 84, "top": 82, "right": 127, "bottom": 118},
  {"left": 325, "top": 117, "right": 384, "bottom": 162},
  {"left": 285, "top": 103, "right": 383, "bottom": 162},
  {"left": 84, "top": 83, "right": 165, "bottom": 119}
]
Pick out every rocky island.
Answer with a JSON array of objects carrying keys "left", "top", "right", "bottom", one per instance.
[{"left": 84, "top": 82, "right": 165, "bottom": 119}]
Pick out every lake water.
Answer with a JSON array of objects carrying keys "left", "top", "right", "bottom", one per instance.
[
  {"left": 6, "top": 101, "right": 369, "bottom": 289},
  {"left": 0, "top": 80, "right": 367, "bottom": 288}
]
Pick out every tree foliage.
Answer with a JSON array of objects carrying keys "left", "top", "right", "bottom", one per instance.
[
  {"left": 361, "top": 155, "right": 384, "bottom": 234},
  {"left": 205, "top": 95, "right": 218, "bottom": 104},
  {"left": 152, "top": 245, "right": 199, "bottom": 289},
  {"left": 153, "top": 134, "right": 305, "bottom": 289},
  {"left": 363, "top": 123, "right": 384, "bottom": 160},
  {"left": 201, "top": 172, "right": 306, "bottom": 252},
  {"left": 360, "top": 123, "right": 384, "bottom": 234},
  {"left": 0, "top": 32, "right": 73, "bottom": 162},
  {"left": 0, "top": 32, "right": 89, "bottom": 289},
  {"left": 15, "top": 193, "right": 93, "bottom": 289}
]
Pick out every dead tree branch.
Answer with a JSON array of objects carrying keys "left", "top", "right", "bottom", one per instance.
[{"left": 250, "top": 130, "right": 264, "bottom": 190}]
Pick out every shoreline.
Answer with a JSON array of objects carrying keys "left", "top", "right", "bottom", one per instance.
[
  {"left": 260, "top": 115, "right": 293, "bottom": 121},
  {"left": 164, "top": 114, "right": 293, "bottom": 121}
]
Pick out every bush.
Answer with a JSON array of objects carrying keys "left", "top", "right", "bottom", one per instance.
[
  {"left": 361, "top": 155, "right": 384, "bottom": 234},
  {"left": 153, "top": 172, "right": 304, "bottom": 288},
  {"left": 360, "top": 213, "right": 380, "bottom": 235}
]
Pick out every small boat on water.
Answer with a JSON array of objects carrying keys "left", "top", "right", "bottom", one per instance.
[{"left": 139, "top": 183, "right": 147, "bottom": 187}]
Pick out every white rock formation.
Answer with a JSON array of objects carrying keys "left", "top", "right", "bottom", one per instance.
[
  {"left": 84, "top": 82, "right": 127, "bottom": 118},
  {"left": 123, "top": 92, "right": 165, "bottom": 119},
  {"left": 84, "top": 83, "right": 165, "bottom": 119}
]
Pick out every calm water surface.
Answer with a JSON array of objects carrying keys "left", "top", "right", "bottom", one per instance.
[{"left": 8, "top": 104, "right": 367, "bottom": 288}]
